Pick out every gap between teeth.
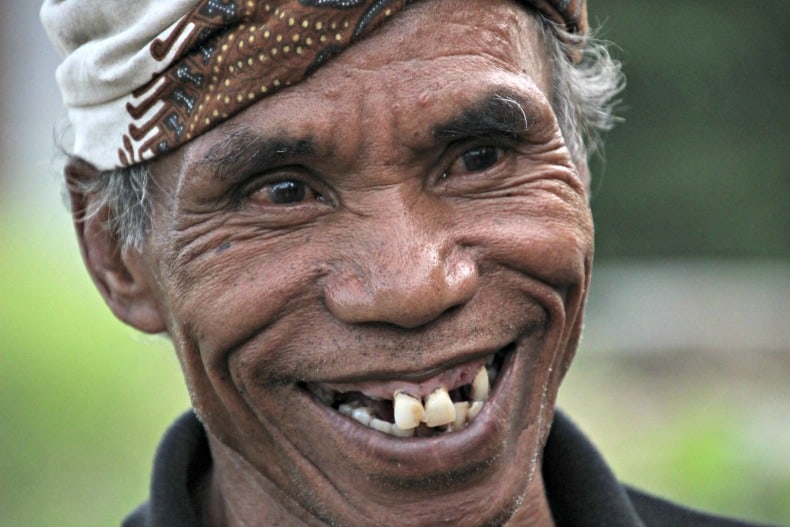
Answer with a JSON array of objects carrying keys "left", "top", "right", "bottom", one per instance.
[{"left": 337, "top": 364, "right": 495, "bottom": 438}]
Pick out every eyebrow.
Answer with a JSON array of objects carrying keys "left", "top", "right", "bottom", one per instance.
[
  {"left": 200, "top": 128, "right": 315, "bottom": 183},
  {"left": 433, "top": 91, "right": 532, "bottom": 143}
]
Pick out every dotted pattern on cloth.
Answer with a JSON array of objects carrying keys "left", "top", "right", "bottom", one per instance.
[{"left": 121, "top": 0, "right": 408, "bottom": 166}]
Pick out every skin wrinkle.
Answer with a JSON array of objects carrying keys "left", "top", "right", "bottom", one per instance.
[
  {"left": 209, "top": 432, "right": 328, "bottom": 527},
  {"left": 169, "top": 84, "right": 568, "bottom": 278},
  {"left": 255, "top": 304, "right": 528, "bottom": 384},
  {"left": 556, "top": 264, "right": 591, "bottom": 381},
  {"left": 364, "top": 4, "right": 529, "bottom": 73},
  {"left": 218, "top": 383, "right": 338, "bottom": 523},
  {"left": 70, "top": 1, "right": 597, "bottom": 525}
]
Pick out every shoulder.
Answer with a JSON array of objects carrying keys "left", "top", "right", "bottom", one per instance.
[
  {"left": 626, "top": 487, "right": 778, "bottom": 527},
  {"left": 121, "top": 411, "right": 207, "bottom": 527},
  {"left": 544, "top": 411, "right": 779, "bottom": 527}
]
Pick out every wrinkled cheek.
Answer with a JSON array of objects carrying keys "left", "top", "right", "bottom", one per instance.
[
  {"left": 164, "top": 318, "right": 245, "bottom": 446},
  {"left": 160, "top": 240, "right": 342, "bottom": 455},
  {"left": 164, "top": 315, "right": 293, "bottom": 463},
  {"left": 532, "top": 207, "right": 593, "bottom": 400},
  {"left": 152, "top": 261, "right": 298, "bottom": 450},
  {"left": 163, "top": 245, "right": 315, "bottom": 361},
  {"left": 491, "top": 204, "right": 593, "bottom": 293},
  {"left": 485, "top": 203, "right": 593, "bottom": 397}
]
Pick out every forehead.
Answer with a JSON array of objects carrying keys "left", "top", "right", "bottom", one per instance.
[
  {"left": 162, "top": 0, "right": 551, "bottom": 173},
  {"left": 332, "top": 0, "right": 551, "bottom": 87}
]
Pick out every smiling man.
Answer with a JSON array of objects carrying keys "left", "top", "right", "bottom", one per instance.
[{"left": 41, "top": 1, "right": 772, "bottom": 526}]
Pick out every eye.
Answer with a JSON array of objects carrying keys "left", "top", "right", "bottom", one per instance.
[
  {"left": 248, "top": 178, "right": 324, "bottom": 205},
  {"left": 445, "top": 146, "right": 504, "bottom": 177}
]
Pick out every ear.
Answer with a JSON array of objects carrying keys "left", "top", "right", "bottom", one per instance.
[{"left": 65, "top": 158, "right": 166, "bottom": 334}]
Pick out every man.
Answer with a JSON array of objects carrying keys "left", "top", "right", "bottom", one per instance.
[{"left": 40, "top": 0, "right": 773, "bottom": 525}]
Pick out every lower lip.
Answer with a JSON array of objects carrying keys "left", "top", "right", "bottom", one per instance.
[{"left": 302, "top": 343, "right": 520, "bottom": 473}]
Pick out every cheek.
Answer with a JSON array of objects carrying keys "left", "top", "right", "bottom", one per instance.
[
  {"left": 156, "top": 224, "right": 331, "bottom": 364},
  {"left": 466, "top": 182, "right": 593, "bottom": 287}
]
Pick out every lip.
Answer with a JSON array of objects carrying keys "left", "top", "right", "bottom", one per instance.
[{"left": 296, "top": 340, "right": 521, "bottom": 475}]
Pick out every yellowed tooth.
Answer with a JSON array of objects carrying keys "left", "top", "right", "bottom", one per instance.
[
  {"left": 423, "top": 387, "right": 456, "bottom": 427},
  {"left": 393, "top": 391, "right": 424, "bottom": 430},
  {"left": 470, "top": 365, "right": 490, "bottom": 402},
  {"left": 390, "top": 424, "right": 416, "bottom": 437},
  {"left": 351, "top": 407, "right": 374, "bottom": 426},
  {"left": 452, "top": 401, "right": 469, "bottom": 430},
  {"left": 467, "top": 401, "right": 484, "bottom": 422},
  {"left": 370, "top": 418, "right": 393, "bottom": 434}
]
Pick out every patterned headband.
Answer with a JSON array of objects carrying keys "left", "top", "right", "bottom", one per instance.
[{"left": 41, "top": 0, "right": 587, "bottom": 171}]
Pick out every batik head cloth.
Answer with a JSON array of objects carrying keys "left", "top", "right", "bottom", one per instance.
[{"left": 41, "top": 0, "right": 587, "bottom": 171}]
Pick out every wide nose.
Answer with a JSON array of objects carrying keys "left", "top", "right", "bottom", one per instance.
[{"left": 324, "top": 208, "right": 478, "bottom": 328}]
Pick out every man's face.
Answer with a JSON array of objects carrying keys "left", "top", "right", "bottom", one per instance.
[{"left": 135, "top": 0, "right": 592, "bottom": 524}]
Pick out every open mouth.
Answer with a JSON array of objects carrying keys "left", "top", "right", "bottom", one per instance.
[{"left": 302, "top": 343, "right": 514, "bottom": 438}]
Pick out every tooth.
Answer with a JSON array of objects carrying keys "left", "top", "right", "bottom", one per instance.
[
  {"left": 423, "top": 387, "right": 456, "bottom": 427},
  {"left": 393, "top": 391, "right": 424, "bottom": 430},
  {"left": 470, "top": 365, "right": 490, "bottom": 401},
  {"left": 452, "top": 401, "right": 469, "bottom": 430},
  {"left": 370, "top": 418, "right": 393, "bottom": 434},
  {"left": 390, "top": 424, "right": 415, "bottom": 437},
  {"left": 467, "top": 401, "right": 484, "bottom": 422},
  {"left": 338, "top": 403, "right": 354, "bottom": 417},
  {"left": 351, "top": 407, "right": 374, "bottom": 426}
]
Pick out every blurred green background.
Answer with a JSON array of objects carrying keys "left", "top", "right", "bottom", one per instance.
[{"left": 1, "top": 1, "right": 788, "bottom": 526}]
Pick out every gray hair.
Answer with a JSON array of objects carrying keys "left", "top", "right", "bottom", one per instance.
[
  {"left": 71, "top": 15, "right": 623, "bottom": 254},
  {"left": 541, "top": 18, "right": 625, "bottom": 166},
  {"left": 69, "top": 160, "right": 153, "bottom": 253}
]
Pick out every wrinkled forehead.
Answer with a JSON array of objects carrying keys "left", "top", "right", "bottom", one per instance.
[
  {"left": 41, "top": 0, "right": 586, "bottom": 172},
  {"left": 335, "top": 1, "right": 553, "bottom": 89}
]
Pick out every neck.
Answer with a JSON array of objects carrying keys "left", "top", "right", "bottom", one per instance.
[
  {"left": 197, "top": 436, "right": 321, "bottom": 527},
  {"left": 504, "top": 474, "right": 556, "bottom": 526}
]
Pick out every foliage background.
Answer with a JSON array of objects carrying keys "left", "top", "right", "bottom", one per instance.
[
  {"left": 1, "top": 1, "right": 787, "bottom": 526},
  {"left": 588, "top": 1, "right": 788, "bottom": 260}
]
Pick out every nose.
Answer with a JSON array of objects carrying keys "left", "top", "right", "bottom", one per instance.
[{"left": 324, "top": 218, "right": 478, "bottom": 329}]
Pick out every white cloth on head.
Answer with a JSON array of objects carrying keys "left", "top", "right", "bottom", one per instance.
[{"left": 41, "top": 0, "right": 200, "bottom": 169}]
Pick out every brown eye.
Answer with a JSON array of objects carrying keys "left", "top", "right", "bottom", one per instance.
[
  {"left": 446, "top": 146, "right": 504, "bottom": 178},
  {"left": 462, "top": 146, "right": 500, "bottom": 171},
  {"left": 270, "top": 180, "right": 306, "bottom": 204},
  {"left": 251, "top": 179, "right": 323, "bottom": 205}
]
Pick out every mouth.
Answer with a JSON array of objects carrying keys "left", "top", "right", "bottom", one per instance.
[{"left": 301, "top": 343, "right": 514, "bottom": 438}]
